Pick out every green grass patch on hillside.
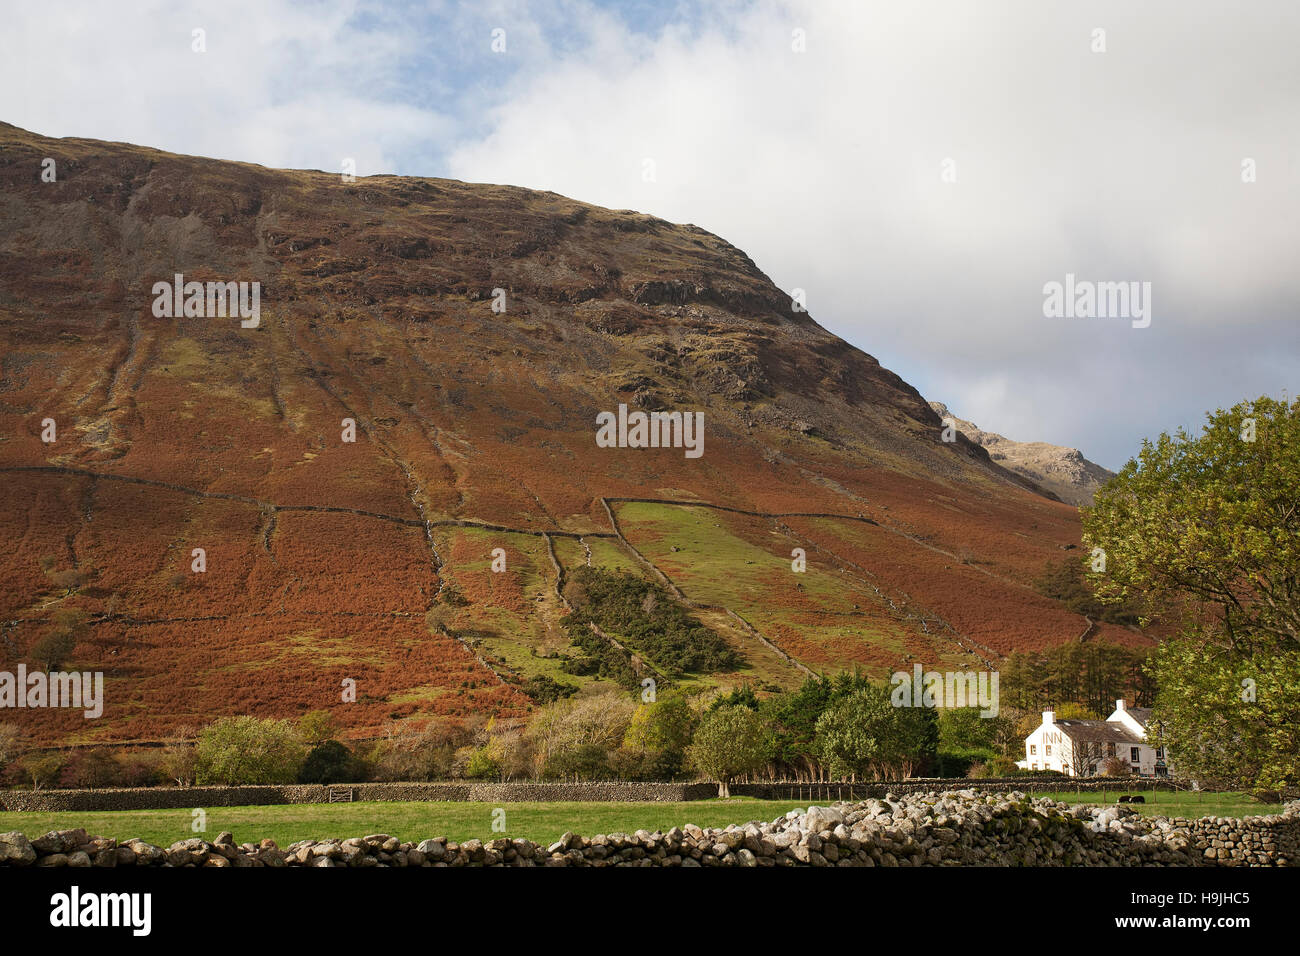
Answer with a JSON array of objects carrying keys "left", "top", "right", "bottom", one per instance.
[
  {"left": 0, "top": 799, "right": 799, "bottom": 849},
  {"left": 614, "top": 502, "right": 961, "bottom": 673}
]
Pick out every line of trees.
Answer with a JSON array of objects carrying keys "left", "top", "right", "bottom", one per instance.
[
  {"left": 1, "top": 673, "right": 1047, "bottom": 793},
  {"left": 999, "top": 642, "right": 1154, "bottom": 716}
]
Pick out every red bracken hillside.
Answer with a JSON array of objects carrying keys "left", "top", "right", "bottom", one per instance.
[{"left": 0, "top": 123, "right": 1149, "bottom": 746}]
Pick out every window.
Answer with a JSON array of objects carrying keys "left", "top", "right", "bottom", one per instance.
[
  {"left": 1107, "top": 743, "right": 1116, "bottom": 757},
  {"left": 1030, "top": 745, "right": 1037, "bottom": 755},
  {"left": 1131, "top": 747, "right": 1140, "bottom": 763},
  {"left": 1157, "top": 747, "right": 1164, "bottom": 759},
  {"left": 1045, "top": 745, "right": 1051, "bottom": 756}
]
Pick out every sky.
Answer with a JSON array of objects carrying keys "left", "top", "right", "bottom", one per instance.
[{"left": 2, "top": 0, "right": 1296, "bottom": 470}]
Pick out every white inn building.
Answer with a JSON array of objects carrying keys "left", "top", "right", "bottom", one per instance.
[{"left": 1021, "top": 700, "right": 1169, "bottom": 778}]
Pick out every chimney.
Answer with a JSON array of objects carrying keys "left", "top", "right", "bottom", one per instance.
[
  {"left": 1043, "top": 710, "right": 1055, "bottom": 726},
  {"left": 1116, "top": 699, "right": 1126, "bottom": 713}
]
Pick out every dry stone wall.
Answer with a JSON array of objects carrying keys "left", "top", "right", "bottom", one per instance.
[
  {"left": 0, "top": 778, "right": 1159, "bottom": 813},
  {"left": 2, "top": 790, "right": 1296, "bottom": 868},
  {"left": 0, "top": 781, "right": 717, "bottom": 812}
]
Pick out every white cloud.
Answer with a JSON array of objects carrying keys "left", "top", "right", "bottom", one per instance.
[
  {"left": 447, "top": 0, "right": 1300, "bottom": 468},
  {"left": 0, "top": 0, "right": 447, "bottom": 175}
]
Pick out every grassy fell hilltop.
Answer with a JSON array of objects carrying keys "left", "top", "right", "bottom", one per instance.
[{"left": 0, "top": 123, "right": 1148, "bottom": 746}]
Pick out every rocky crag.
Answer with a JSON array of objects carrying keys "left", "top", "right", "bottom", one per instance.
[{"left": 930, "top": 403, "right": 1117, "bottom": 506}]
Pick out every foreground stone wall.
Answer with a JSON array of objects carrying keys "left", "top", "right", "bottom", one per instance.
[
  {"left": 0, "top": 778, "right": 1152, "bottom": 813},
  {"left": 2, "top": 791, "right": 1296, "bottom": 867}
]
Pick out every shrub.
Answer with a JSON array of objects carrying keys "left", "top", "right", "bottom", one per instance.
[
  {"left": 528, "top": 692, "right": 634, "bottom": 780},
  {"left": 519, "top": 674, "right": 578, "bottom": 704},
  {"left": 563, "top": 568, "right": 743, "bottom": 678},
  {"left": 28, "top": 608, "right": 88, "bottom": 671},
  {"left": 1100, "top": 756, "right": 1131, "bottom": 778},
  {"left": 193, "top": 716, "right": 307, "bottom": 785},
  {"left": 369, "top": 719, "right": 464, "bottom": 781},
  {"left": 60, "top": 748, "right": 122, "bottom": 789},
  {"left": 463, "top": 745, "right": 501, "bottom": 780},
  {"left": 159, "top": 725, "right": 199, "bottom": 787},
  {"left": 986, "top": 755, "right": 1022, "bottom": 776}
]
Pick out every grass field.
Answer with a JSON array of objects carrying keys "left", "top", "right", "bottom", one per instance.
[
  {"left": 0, "top": 791, "right": 1275, "bottom": 848},
  {"left": 1026, "top": 790, "right": 1266, "bottom": 818},
  {"left": 0, "top": 799, "right": 803, "bottom": 849}
]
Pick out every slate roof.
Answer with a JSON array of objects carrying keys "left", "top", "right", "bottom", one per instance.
[
  {"left": 1054, "top": 719, "right": 1145, "bottom": 745},
  {"left": 1125, "top": 707, "right": 1152, "bottom": 728}
]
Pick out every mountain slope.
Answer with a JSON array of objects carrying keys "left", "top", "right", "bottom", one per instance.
[{"left": 0, "top": 124, "right": 1147, "bottom": 745}]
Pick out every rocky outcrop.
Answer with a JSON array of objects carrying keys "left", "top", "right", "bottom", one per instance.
[
  {"left": 2, "top": 791, "right": 1295, "bottom": 867},
  {"left": 930, "top": 403, "right": 1116, "bottom": 506}
]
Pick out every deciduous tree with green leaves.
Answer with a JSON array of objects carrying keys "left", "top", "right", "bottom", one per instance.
[
  {"left": 814, "top": 683, "right": 938, "bottom": 780},
  {"left": 193, "top": 716, "right": 307, "bottom": 785},
  {"left": 1083, "top": 396, "right": 1300, "bottom": 791},
  {"left": 1083, "top": 396, "right": 1299, "bottom": 649},
  {"left": 687, "top": 705, "right": 772, "bottom": 798}
]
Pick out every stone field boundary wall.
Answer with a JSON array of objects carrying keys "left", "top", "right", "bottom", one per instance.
[
  {"left": 0, "top": 778, "right": 1181, "bottom": 813},
  {"left": 2, "top": 791, "right": 1296, "bottom": 867}
]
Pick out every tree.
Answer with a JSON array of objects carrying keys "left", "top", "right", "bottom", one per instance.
[
  {"left": 621, "top": 694, "right": 697, "bottom": 778},
  {"left": 297, "top": 709, "right": 340, "bottom": 747},
  {"left": 687, "top": 705, "right": 772, "bottom": 797},
  {"left": 1063, "top": 738, "right": 1102, "bottom": 779},
  {"left": 0, "top": 723, "right": 21, "bottom": 775},
  {"left": 369, "top": 719, "right": 462, "bottom": 782},
  {"left": 1002, "top": 644, "right": 1153, "bottom": 715},
  {"left": 1084, "top": 396, "right": 1300, "bottom": 791},
  {"left": 20, "top": 753, "right": 64, "bottom": 790},
  {"left": 61, "top": 748, "right": 121, "bottom": 789},
  {"left": 760, "top": 675, "right": 836, "bottom": 780},
  {"left": 1083, "top": 395, "right": 1300, "bottom": 649},
  {"left": 938, "top": 706, "right": 1018, "bottom": 775},
  {"left": 814, "top": 685, "right": 937, "bottom": 780},
  {"left": 193, "top": 716, "right": 307, "bottom": 785},
  {"left": 298, "top": 739, "right": 359, "bottom": 784},
  {"left": 626, "top": 694, "right": 696, "bottom": 753},
  {"left": 29, "top": 608, "right": 88, "bottom": 671},
  {"left": 159, "top": 724, "right": 199, "bottom": 787},
  {"left": 1148, "top": 634, "right": 1300, "bottom": 792}
]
